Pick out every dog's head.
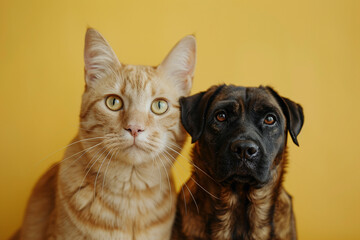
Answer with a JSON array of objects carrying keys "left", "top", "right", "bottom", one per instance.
[{"left": 180, "top": 85, "right": 304, "bottom": 186}]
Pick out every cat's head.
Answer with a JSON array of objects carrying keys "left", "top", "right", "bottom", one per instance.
[{"left": 79, "top": 28, "right": 196, "bottom": 166}]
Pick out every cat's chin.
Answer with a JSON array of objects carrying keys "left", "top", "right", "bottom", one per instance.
[
  {"left": 123, "top": 142, "right": 149, "bottom": 154},
  {"left": 118, "top": 146, "right": 157, "bottom": 166}
]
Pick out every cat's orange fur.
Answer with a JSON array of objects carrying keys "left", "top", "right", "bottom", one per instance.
[{"left": 11, "top": 29, "right": 196, "bottom": 240}]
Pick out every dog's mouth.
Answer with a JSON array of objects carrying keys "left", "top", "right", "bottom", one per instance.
[
  {"left": 221, "top": 173, "right": 257, "bottom": 185},
  {"left": 214, "top": 151, "right": 271, "bottom": 187}
]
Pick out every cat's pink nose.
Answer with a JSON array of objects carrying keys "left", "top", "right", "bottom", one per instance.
[{"left": 125, "top": 125, "right": 144, "bottom": 137}]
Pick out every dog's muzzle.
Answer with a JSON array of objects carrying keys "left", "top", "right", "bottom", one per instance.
[
  {"left": 230, "top": 139, "right": 260, "bottom": 161},
  {"left": 224, "top": 139, "right": 266, "bottom": 184}
]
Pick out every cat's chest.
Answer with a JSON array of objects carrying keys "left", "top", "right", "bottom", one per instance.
[
  {"left": 59, "top": 156, "right": 175, "bottom": 238},
  {"left": 62, "top": 181, "right": 174, "bottom": 240},
  {"left": 69, "top": 181, "right": 168, "bottom": 221}
]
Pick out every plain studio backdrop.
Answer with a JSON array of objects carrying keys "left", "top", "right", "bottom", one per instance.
[{"left": 1, "top": 0, "right": 359, "bottom": 239}]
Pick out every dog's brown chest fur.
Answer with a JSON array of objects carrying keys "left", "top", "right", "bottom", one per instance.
[
  {"left": 173, "top": 171, "right": 295, "bottom": 240},
  {"left": 212, "top": 186, "right": 253, "bottom": 240}
]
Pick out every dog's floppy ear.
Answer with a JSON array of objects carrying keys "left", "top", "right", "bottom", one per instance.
[
  {"left": 180, "top": 85, "right": 225, "bottom": 143},
  {"left": 266, "top": 87, "right": 304, "bottom": 146}
]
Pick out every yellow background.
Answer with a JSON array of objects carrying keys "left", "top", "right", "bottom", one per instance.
[{"left": 1, "top": 0, "right": 360, "bottom": 239}]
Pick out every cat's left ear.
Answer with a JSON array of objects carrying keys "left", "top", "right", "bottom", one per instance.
[
  {"left": 84, "top": 28, "right": 121, "bottom": 87},
  {"left": 158, "top": 35, "right": 197, "bottom": 96}
]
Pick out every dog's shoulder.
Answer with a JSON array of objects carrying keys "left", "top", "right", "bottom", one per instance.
[
  {"left": 172, "top": 175, "right": 214, "bottom": 239},
  {"left": 273, "top": 188, "right": 297, "bottom": 240}
]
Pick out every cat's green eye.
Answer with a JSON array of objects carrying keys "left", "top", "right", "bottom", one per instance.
[
  {"left": 151, "top": 99, "right": 169, "bottom": 115},
  {"left": 105, "top": 95, "right": 123, "bottom": 111}
]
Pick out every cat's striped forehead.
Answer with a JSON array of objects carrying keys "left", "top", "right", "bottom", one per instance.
[{"left": 119, "top": 65, "right": 158, "bottom": 96}]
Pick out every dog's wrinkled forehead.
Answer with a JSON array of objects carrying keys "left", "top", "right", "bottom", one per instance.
[
  {"left": 180, "top": 84, "right": 303, "bottom": 145},
  {"left": 208, "top": 85, "right": 282, "bottom": 115}
]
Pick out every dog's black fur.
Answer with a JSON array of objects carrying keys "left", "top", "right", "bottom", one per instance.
[{"left": 172, "top": 84, "right": 304, "bottom": 240}]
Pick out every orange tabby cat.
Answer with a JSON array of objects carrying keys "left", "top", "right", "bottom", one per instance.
[{"left": 11, "top": 28, "right": 196, "bottom": 240}]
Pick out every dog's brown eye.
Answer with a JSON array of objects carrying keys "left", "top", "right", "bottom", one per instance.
[
  {"left": 264, "top": 114, "right": 276, "bottom": 125},
  {"left": 216, "top": 112, "right": 227, "bottom": 122}
]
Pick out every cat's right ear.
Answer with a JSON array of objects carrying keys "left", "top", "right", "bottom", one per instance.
[
  {"left": 158, "top": 35, "right": 197, "bottom": 96},
  {"left": 84, "top": 28, "right": 121, "bottom": 87}
]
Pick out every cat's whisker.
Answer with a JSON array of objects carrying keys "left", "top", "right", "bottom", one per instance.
[
  {"left": 160, "top": 150, "right": 199, "bottom": 213},
  {"left": 165, "top": 144, "right": 219, "bottom": 184},
  {"left": 101, "top": 149, "right": 120, "bottom": 196},
  {"left": 156, "top": 154, "right": 173, "bottom": 212},
  {"left": 83, "top": 145, "right": 107, "bottom": 174},
  {"left": 160, "top": 152, "right": 187, "bottom": 216},
  {"left": 183, "top": 178, "right": 199, "bottom": 214},
  {"left": 163, "top": 148, "right": 219, "bottom": 200},
  {"left": 35, "top": 136, "right": 106, "bottom": 166},
  {"left": 94, "top": 147, "right": 115, "bottom": 198},
  {"left": 140, "top": 139, "right": 160, "bottom": 152},
  {"left": 154, "top": 154, "right": 163, "bottom": 194},
  {"left": 77, "top": 146, "right": 108, "bottom": 198},
  {"left": 166, "top": 142, "right": 183, "bottom": 151},
  {"left": 59, "top": 141, "right": 104, "bottom": 173}
]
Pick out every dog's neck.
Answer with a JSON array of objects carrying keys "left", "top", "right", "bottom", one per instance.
[{"left": 192, "top": 145, "right": 288, "bottom": 240}]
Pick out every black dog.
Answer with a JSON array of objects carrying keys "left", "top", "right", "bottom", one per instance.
[{"left": 172, "top": 84, "right": 304, "bottom": 240}]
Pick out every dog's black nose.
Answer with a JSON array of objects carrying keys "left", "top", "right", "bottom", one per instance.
[{"left": 231, "top": 140, "right": 260, "bottom": 160}]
